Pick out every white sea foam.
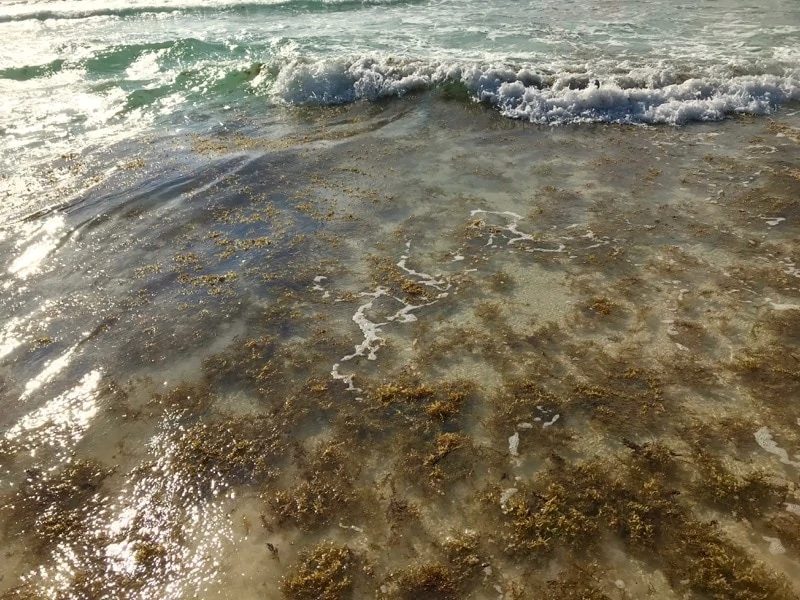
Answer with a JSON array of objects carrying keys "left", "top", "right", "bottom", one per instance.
[
  {"left": 3, "top": 0, "right": 800, "bottom": 224},
  {"left": 763, "top": 536, "right": 787, "bottom": 555},
  {"left": 542, "top": 414, "right": 560, "bottom": 428},
  {"left": 271, "top": 57, "right": 800, "bottom": 125},
  {"left": 331, "top": 363, "right": 361, "bottom": 392},
  {"left": 386, "top": 300, "right": 424, "bottom": 324},
  {"left": 769, "top": 301, "right": 800, "bottom": 311},
  {"left": 469, "top": 209, "right": 569, "bottom": 254},
  {"left": 491, "top": 74, "right": 800, "bottom": 124},
  {"left": 340, "top": 289, "right": 388, "bottom": 362},
  {"left": 508, "top": 431, "right": 520, "bottom": 457},
  {"left": 754, "top": 427, "right": 800, "bottom": 468},
  {"left": 499, "top": 487, "right": 518, "bottom": 509},
  {"left": 396, "top": 254, "right": 449, "bottom": 290}
]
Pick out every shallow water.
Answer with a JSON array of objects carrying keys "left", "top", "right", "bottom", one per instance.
[{"left": 1, "top": 96, "right": 799, "bottom": 598}]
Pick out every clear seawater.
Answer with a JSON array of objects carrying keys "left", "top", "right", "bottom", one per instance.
[{"left": 1, "top": 1, "right": 800, "bottom": 599}]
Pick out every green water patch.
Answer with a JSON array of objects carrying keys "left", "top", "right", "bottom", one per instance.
[
  {"left": 207, "top": 62, "right": 267, "bottom": 91},
  {"left": 119, "top": 85, "right": 175, "bottom": 112},
  {"left": 0, "top": 59, "right": 65, "bottom": 82},
  {"left": 82, "top": 38, "right": 239, "bottom": 78},
  {"left": 116, "top": 62, "right": 268, "bottom": 115},
  {"left": 434, "top": 80, "right": 473, "bottom": 103},
  {"left": 0, "top": 0, "right": 453, "bottom": 25},
  {"left": 83, "top": 41, "right": 173, "bottom": 77}
]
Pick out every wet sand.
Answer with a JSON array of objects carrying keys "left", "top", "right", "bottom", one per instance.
[{"left": 1, "top": 97, "right": 799, "bottom": 599}]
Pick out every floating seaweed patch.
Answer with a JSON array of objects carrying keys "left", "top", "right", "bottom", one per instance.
[
  {"left": 202, "top": 336, "right": 279, "bottom": 390},
  {"left": 622, "top": 437, "right": 679, "bottom": 477},
  {"left": 676, "top": 416, "right": 759, "bottom": 456},
  {"left": 536, "top": 564, "right": 612, "bottom": 600},
  {"left": 483, "top": 453, "right": 794, "bottom": 599},
  {"left": 170, "top": 415, "right": 287, "bottom": 493},
  {"left": 689, "top": 451, "right": 782, "bottom": 518},
  {"left": 268, "top": 442, "right": 361, "bottom": 532},
  {"left": 587, "top": 297, "right": 619, "bottom": 316},
  {"left": 489, "top": 377, "right": 563, "bottom": 433},
  {"left": 384, "top": 563, "right": 459, "bottom": 600},
  {"left": 2, "top": 460, "right": 112, "bottom": 557},
  {"left": 767, "top": 511, "right": 800, "bottom": 557},
  {"left": 568, "top": 360, "right": 667, "bottom": 432},
  {"left": 730, "top": 343, "right": 800, "bottom": 424},
  {"left": 282, "top": 542, "right": 361, "bottom": 600},
  {"left": 149, "top": 381, "right": 215, "bottom": 415}
]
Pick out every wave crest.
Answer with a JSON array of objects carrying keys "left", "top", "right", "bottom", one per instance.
[
  {"left": 270, "top": 56, "right": 800, "bottom": 125},
  {"left": 0, "top": 0, "right": 421, "bottom": 23}
]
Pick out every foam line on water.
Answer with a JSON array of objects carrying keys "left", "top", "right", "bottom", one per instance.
[
  {"left": 331, "top": 244, "right": 455, "bottom": 391},
  {"left": 754, "top": 427, "right": 800, "bottom": 468},
  {"left": 272, "top": 56, "right": 800, "bottom": 125}
]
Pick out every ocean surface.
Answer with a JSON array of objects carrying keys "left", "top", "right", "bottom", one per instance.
[
  {"left": 2, "top": 0, "right": 799, "bottom": 209},
  {"left": 1, "top": 0, "right": 800, "bottom": 598}
]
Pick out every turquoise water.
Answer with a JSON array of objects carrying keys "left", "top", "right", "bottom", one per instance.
[{"left": 1, "top": 0, "right": 799, "bottom": 196}]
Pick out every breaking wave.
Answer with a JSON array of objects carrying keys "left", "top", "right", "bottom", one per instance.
[
  {"left": 270, "top": 56, "right": 800, "bottom": 125},
  {"left": 0, "top": 0, "right": 420, "bottom": 23}
]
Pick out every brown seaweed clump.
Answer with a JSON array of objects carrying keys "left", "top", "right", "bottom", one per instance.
[
  {"left": 728, "top": 307, "right": 800, "bottom": 415},
  {"left": 662, "top": 521, "right": 792, "bottom": 600},
  {"left": 171, "top": 415, "right": 287, "bottom": 492},
  {"left": 676, "top": 416, "right": 758, "bottom": 457},
  {"left": 767, "top": 511, "right": 800, "bottom": 556},
  {"left": 489, "top": 377, "right": 565, "bottom": 435},
  {"left": 569, "top": 362, "right": 666, "bottom": 432},
  {"left": 336, "top": 376, "right": 484, "bottom": 495},
  {"left": 201, "top": 336, "right": 278, "bottom": 391},
  {"left": 399, "top": 432, "right": 478, "bottom": 495},
  {"left": 268, "top": 443, "right": 360, "bottom": 531},
  {"left": 442, "top": 530, "right": 485, "bottom": 586},
  {"left": 486, "top": 456, "right": 794, "bottom": 600},
  {"left": 731, "top": 342, "right": 800, "bottom": 422},
  {"left": 587, "top": 297, "right": 619, "bottom": 317},
  {"left": 149, "top": 381, "right": 215, "bottom": 415},
  {"left": 379, "top": 532, "right": 485, "bottom": 598},
  {"left": 622, "top": 438, "right": 678, "bottom": 476},
  {"left": 493, "top": 467, "right": 607, "bottom": 558},
  {"left": 370, "top": 377, "right": 476, "bottom": 424},
  {"left": 689, "top": 451, "right": 782, "bottom": 518},
  {"left": 282, "top": 542, "right": 358, "bottom": 600},
  {"left": 536, "top": 565, "right": 611, "bottom": 600},
  {"left": 373, "top": 380, "right": 436, "bottom": 407},
  {"left": 2, "top": 460, "right": 111, "bottom": 557},
  {"left": 388, "top": 563, "right": 459, "bottom": 600}
]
